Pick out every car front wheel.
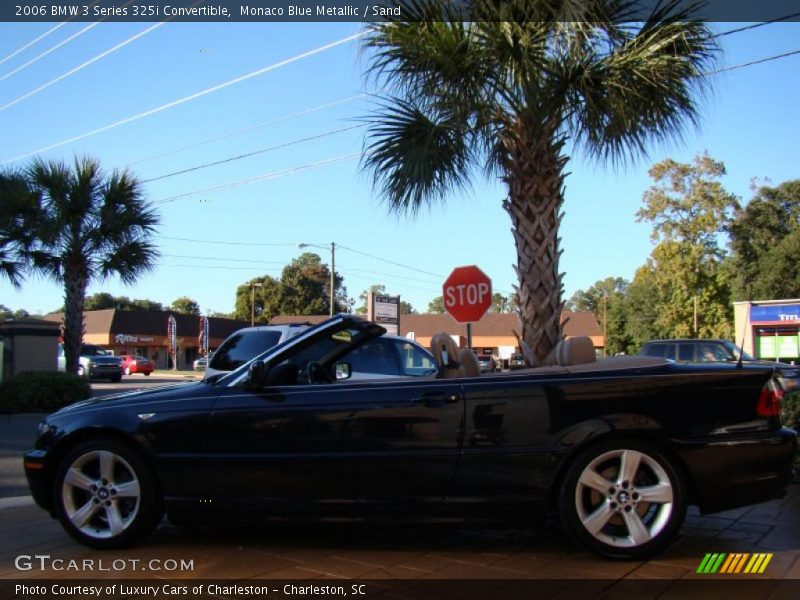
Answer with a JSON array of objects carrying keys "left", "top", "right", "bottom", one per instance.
[
  {"left": 54, "top": 439, "right": 162, "bottom": 549},
  {"left": 559, "top": 440, "right": 687, "bottom": 559}
]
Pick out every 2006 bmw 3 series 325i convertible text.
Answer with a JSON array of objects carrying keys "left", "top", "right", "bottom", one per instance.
[{"left": 24, "top": 315, "right": 796, "bottom": 559}]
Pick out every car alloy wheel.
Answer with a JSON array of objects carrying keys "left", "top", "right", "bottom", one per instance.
[
  {"left": 560, "top": 440, "right": 686, "bottom": 559},
  {"left": 55, "top": 439, "right": 162, "bottom": 548}
]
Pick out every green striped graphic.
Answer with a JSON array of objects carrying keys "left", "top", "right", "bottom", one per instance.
[{"left": 697, "top": 553, "right": 727, "bottom": 574}]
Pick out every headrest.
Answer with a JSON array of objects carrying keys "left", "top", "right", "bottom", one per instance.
[
  {"left": 430, "top": 332, "right": 460, "bottom": 369},
  {"left": 555, "top": 336, "right": 596, "bottom": 366},
  {"left": 458, "top": 349, "right": 480, "bottom": 377}
]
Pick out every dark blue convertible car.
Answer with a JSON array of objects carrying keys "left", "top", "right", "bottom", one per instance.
[{"left": 25, "top": 315, "right": 796, "bottom": 559}]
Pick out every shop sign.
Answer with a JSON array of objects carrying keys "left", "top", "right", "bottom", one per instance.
[
  {"left": 750, "top": 304, "right": 800, "bottom": 323},
  {"left": 114, "top": 334, "right": 155, "bottom": 344}
]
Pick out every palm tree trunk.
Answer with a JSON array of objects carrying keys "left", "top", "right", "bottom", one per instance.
[
  {"left": 502, "top": 128, "right": 567, "bottom": 366},
  {"left": 63, "top": 265, "right": 88, "bottom": 375}
]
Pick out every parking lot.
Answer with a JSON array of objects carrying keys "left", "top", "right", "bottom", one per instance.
[{"left": 1, "top": 376, "right": 799, "bottom": 596}]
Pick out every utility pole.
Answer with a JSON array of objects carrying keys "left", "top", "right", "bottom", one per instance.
[
  {"left": 330, "top": 242, "right": 336, "bottom": 317},
  {"left": 250, "top": 281, "right": 263, "bottom": 327},
  {"left": 602, "top": 294, "right": 608, "bottom": 357}
]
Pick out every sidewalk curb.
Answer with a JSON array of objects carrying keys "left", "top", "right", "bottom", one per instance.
[{"left": 0, "top": 496, "right": 34, "bottom": 510}]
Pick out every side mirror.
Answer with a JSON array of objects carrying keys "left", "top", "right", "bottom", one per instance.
[
  {"left": 334, "top": 362, "right": 352, "bottom": 380},
  {"left": 248, "top": 360, "right": 267, "bottom": 386}
]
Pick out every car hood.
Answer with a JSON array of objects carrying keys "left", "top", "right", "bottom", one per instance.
[{"left": 50, "top": 381, "right": 208, "bottom": 417}]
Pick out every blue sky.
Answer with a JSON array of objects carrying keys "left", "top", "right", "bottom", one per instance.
[{"left": 1, "top": 20, "right": 799, "bottom": 316}]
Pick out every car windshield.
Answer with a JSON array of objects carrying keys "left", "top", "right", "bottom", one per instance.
[
  {"left": 722, "top": 340, "right": 754, "bottom": 361},
  {"left": 209, "top": 330, "right": 283, "bottom": 371},
  {"left": 81, "top": 345, "right": 108, "bottom": 356}
]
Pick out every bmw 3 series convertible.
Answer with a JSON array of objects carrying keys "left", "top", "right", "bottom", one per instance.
[{"left": 25, "top": 315, "right": 796, "bottom": 559}]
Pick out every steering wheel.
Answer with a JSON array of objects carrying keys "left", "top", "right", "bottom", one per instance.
[{"left": 306, "top": 360, "right": 332, "bottom": 384}]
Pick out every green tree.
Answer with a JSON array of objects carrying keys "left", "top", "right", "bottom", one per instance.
[
  {"left": 489, "top": 293, "right": 513, "bottom": 314},
  {"left": 0, "top": 304, "right": 30, "bottom": 321},
  {"left": 636, "top": 154, "right": 740, "bottom": 252},
  {"left": 356, "top": 284, "right": 386, "bottom": 315},
  {"left": 729, "top": 180, "right": 800, "bottom": 300},
  {"left": 232, "top": 254, "right": 346, "bottom": 322},
  {"left": 362, "top": 0, "right": 716, "bottom": 364},
  {"left": 399, "top": 300, "right": 416, "bottom": 314},
  {"left": 13, "top": 157, "right": 158, "bottom": 374},
  {"left": 636, "top": 155, "right": 737, "bottom": 340},
  {"left": 427, "top": 296, "right": 445, "bottom": 314},
  {"left": 568, "top": 277, "right": 629, "bottom": 354},
  {"left": 234, "top": 275, "right": 283, "bottom": 323},
  {"left": 279, "top": 252, "right": 345, "bottom": 316},
  {"left": 0, "top": 171, "right": 38, "bottom": 287},
  {"left": 170, "top": 296, "right": 200, "bottom": 315},
  {"left": 81, "top": 293, "right": 164, "bottom": 312}
]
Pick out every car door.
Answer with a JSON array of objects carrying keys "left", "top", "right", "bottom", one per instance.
[
  {"left": 209, "top": 376, "right": 463, "bottom": 508},
  {"left": 448, "top": 375, "right": 556, "bottom": 505},
  {"left": 207, "top": 316, "right": 463, "bottom": 509}
]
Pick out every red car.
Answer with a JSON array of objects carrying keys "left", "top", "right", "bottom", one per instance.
[{"left": 119, "top": 354, "right": 154, "bottom": 376}]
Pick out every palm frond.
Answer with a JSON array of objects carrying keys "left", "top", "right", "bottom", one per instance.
[
  {"left": 99, "top": 238, "right": 160, "bottom": 285},
  {"left": 362, "top": 97, "right": 476, "bottom": 216}
]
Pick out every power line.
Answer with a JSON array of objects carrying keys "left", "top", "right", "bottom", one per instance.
[
  {"left": 161, "top": 253, "right": 286, "bottom": 265},
  {"left": 142, "top": 124, "right": 365, "bottom": 183},
  {"left": 706, "top": 48, "right": 800, "bottom": 76},
  {"left": 1, "top": 22, "right": 166, "bottom": 112},
  {"left": 156, "top": 235, "right": 296, "bottom": 247},
  {"left": 713, "top": 14, "right": 800, "bottom": 38},
  {"left": 127, "top": 93, "right": 369, "bottom": 166},
  {"left": 0, "top": 31, "right": 367, "bottom": 166},
  {"left": 337, "top": 244, "right": 444, "bottom": 279},
  {"left": 0, "top": 21, "right": 101, "bottom": 83},
  {"left": 155, "top": 152, "right": 361, "bottom": 205},
  {"left": 158, "top": 262, "right": 283, "bottom": 272},
  {"left": 0, "top": 23, "right": 68, "bottom": 66}
]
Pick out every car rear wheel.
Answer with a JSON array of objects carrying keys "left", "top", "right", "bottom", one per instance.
[
  {"left": 54, "top": 439, "right": 162, "bottom": 549},
  {"left": 559, "top": 439, "right": 686, "bottom": 559}
]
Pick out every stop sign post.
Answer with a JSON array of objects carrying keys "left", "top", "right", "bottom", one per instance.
[{"left": 443, "top": 266, "right": 492, "bottom": 348}]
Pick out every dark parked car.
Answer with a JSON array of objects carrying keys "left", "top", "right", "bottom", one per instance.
[
  {"left": 57, "top": 343, "right": 122, "bottom": 382},
  {"left": 509, "top": 353, "right": 526, "bottom": 369},
  {"left": 640, "top": 339, "right": 800, "bottom": 391},
  {"left": 26, "top": 316, "right": 795, "bottom": 559}
]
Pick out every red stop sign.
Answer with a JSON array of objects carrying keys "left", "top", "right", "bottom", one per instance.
[{"left": 443, "top": 266, "right": 492, "bottom": 323}]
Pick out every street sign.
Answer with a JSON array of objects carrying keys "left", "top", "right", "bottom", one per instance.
[{"left": 443, "top": 266, "right": 492, "bottom": 323}]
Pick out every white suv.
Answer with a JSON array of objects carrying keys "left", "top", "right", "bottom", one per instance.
[{"left": 204, "top": 324, "right": 310, "bottom": 381}]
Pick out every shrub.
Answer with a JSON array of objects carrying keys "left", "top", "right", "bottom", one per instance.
[
  {"left": 784, "top": 391, "right": 800, "bottom": 432},
  {"left": 0, "top": 371, "right": 92, "bottom": 413}
]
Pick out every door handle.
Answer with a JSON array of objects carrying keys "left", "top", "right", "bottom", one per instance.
[{"left": 415, "top": 392, "right": 460, "bottom": 406}]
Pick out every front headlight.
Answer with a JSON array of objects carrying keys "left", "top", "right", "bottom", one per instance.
[{"left": 37, "top": 421, "right": 50, "bottom": 436}]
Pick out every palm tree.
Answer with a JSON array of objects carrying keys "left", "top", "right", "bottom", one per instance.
[
  {"left": 0, "top": 171, "right": 38, "bottom": 287},
  {"left": 23, "top": 157, "right": 159, "bottom": 374},
  {"left": 362, "top": 0, "right": 717, "bottom": 364}
]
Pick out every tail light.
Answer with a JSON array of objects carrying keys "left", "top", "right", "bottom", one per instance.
[{"left": 756, "top": 381, "right": 784, "bottom": 417}]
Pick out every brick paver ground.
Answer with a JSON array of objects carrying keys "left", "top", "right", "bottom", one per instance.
[{"left": 0, "top": 485, "right": 798, "bottom": 584}]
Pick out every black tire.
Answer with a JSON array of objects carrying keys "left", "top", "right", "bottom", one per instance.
[
  {"left": 558, "top": 439, "right": 687, "bottom": 559},
  {"left": 111, "top": 374, "right": 122, "bottom": 383},
  {"left": 144, "top": 372, "right": 151, "bottom": 376},
  {"left": 53, "top": 438, "right": 163, "bottom": 549}
]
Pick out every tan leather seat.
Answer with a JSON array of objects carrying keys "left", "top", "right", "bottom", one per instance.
[
  {"left": 430, "top": 332, "right": 461, "bottom": 379},
  {"left": 458, "top": 349, "right": 480, "bottom": 377},
  {"left": 555, "top": 336, "right": 596, "bottom": 366}
]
